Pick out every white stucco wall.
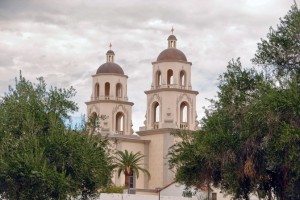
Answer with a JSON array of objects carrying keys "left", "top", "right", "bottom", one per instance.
[
  {"left": 160, "top": 182, "right": 199, "bottom": 197},
  {"left": 95, "top": 193, "right": 196, "bottom": 200},
  {"left": 140, "top": 133, "right": 165, "bottom": 189}
]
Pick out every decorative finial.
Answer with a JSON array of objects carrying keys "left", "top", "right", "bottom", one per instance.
[
  {"left": 109, "top": 42, "right": 112, "bottom": 50},
  {"left": 171, "top": 26, "right": 174, "bottom": 34}
]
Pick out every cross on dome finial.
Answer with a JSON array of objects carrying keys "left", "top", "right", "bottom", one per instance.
[
  {"left": 168, "top": 27, "right": 177, "bottom": 48},
  {"left": 106, "top": 42, "right": 115, "bottom": 62}
]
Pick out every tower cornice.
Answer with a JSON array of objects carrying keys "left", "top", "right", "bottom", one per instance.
[
  {"left": 137, "top": 128, "right": 175, "bottom": 136},
  {"left": 152, "top": 60, "right": 192, "bottom": 65},
  {"left": 85, "top": 100, "right": 134, "bottom": 106},
  {"left": 92, "top": 73, "right": 128, "bottom": 78},
  {"left": 144, "top": 88, "right": 199, "bottom": 95}
]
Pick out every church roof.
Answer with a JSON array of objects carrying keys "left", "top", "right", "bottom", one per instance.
[
  {"left": 157, "top": 48, "right": 187, "bottom": 62},
  {"left": 96, "top": 62, "right": 124, "bottom": 75}
]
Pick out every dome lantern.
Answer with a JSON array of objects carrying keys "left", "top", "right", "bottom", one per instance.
[
  {"left": 106, "top": 43, "right": 115, "bottom": 62},
  {"left": 96, "top": 43, "right": 124, "bottom": 75},
  {"left": 156, "top": 28, "right": 187, "bottom": 62},
  {"left": 168, "top": 27, "right": 177, "bottom": 48}
]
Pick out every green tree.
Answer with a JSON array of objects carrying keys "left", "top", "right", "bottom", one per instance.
[
  {"left": 252, "top": 3, "right": 300, "bottom": 199},
  {"left": 0, "top": 74, "right": 77, "bottom": 139},
  {"left": 170, "top": 60, "right": 270, "bottom": 199},
  {"left": 0, "top": 135, "right": 68, "bottom": 200},
  {"left": 253, "top": 3, "right": 300, "bottom": 77},
  {"left": 114, "top": 150, "right": 150, "bottom": 189},
  {"left": 0, "top": 73, "right": 113, "bottom": 199},
  {"left": 169, "top": 3, "right": 300, "bottom": 200}
]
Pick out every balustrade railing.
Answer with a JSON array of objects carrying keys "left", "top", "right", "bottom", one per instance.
[
  {"left": 180, "top": 122, "right": 188, "bottom": 129},
  {"left": 91, "top": 96, "right": 128, "bottom": 101},
  {"left": 116, "top": 131, "right": 124, "bottom": 135},
  {"left": 153, "top": 122, "right": 159, "bottom": 129},
  {"left": 152, "top": 84, "right": 191, "bottom": 90}
]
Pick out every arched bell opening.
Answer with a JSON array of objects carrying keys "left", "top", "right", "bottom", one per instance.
[
  {"left": 116, "top": 112, "right": 125, "bottom": 134},
  {"left": 152, "top": 101, "right": 160, "bottom": 129},
  {"left": 105, "top": 82, "right": 110, "bottom": 99},
  {"left": 180, "top": 102, "right": 189, "bottom": 129}
]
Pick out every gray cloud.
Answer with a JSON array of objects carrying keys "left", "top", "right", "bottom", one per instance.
[{"left": 0, "top": 0, "right": 297, "bottom": 130}]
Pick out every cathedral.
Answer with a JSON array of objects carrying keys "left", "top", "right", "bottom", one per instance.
[{"left": 85, "top": 30, "right": 199, "bottom": 193}]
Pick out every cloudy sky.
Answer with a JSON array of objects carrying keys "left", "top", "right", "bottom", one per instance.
[{"left": 0, "top": 0, "right": 296, "bottom": 131}]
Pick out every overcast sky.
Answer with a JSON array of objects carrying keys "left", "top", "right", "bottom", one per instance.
[{"left": 0, "top": 0, "right": 297, "bottom": 131}]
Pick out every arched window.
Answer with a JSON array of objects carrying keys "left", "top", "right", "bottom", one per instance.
[
  {"left": 105, "top": 82, "right": 110, "bottom": 99},
  {"left": 156, "top": 70, "right": 162, "bottom": 88},
  {"left": 90, "top": 112, "right": 97, "bottom": 119},
  {"left": 95, "top": 83, "right": 100, "bottom": 99},
  {"left": 116, "top": 83, "right": 122, "bottom": 99},
  {"left": 167, "top": 69, "right": 173, "bottom": 86},
  {"left": 116, "top": 112, "right": 125, "bottom": 134},
  {"left": 152, "top": 102, "right": 160, "bottom": 129},
  {"left": 180, "top": 102, "right": 189, "bottom": 129},
  {"left": 179, "top": 70, "right": 186, "bottom": 88}
]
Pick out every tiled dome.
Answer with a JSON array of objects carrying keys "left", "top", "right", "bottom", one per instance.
[
  {"left": 96, "top": 62, "right": 124, "bottom": 75},
  {"left": 157, "top": 48, "right": 187, "bottom": 62}
]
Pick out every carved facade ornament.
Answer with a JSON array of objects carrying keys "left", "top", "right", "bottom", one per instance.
[
  {"left": 164, "top": 108, "right": 174, "bottom": 123},
  {"left": 176, "top": 93, "right": 192, "bottom": 105},
  {"left": 89, "top": 105, "right": 99, "bottom": 116}
]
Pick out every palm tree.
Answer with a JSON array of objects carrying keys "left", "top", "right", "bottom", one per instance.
[{"left": 114, "top": 150, "right": 150, "bottom": 189}]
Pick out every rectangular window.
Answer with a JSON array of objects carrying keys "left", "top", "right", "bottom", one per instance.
[
  {"left": 129, "top": 176, "right": 134, "bottom": 188},
  {"left": 212, "top": 192, "right": 217, "bottom": 200},
  {"left": 128, "top": 173, "right": 136, "bottom": 194},
  {"left": 129, "top": 172, "right": 135, "bottom": 189}
]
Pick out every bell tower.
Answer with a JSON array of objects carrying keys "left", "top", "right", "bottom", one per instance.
[
  {"left": 86, "top": 44, "right": 134, "bottom": 135},
  {"left": 139, "top": 29, "right": 199, "bottom": 132},
  {"left": 137, "top": 29, "right": 199, "bottom": 189}
]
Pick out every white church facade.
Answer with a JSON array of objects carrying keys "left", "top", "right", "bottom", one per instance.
[{"left": 85, "top": 31, "right": 199, "bottom": 193}]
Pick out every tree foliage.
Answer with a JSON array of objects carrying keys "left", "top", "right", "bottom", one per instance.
[
  {"left": 169, "top": 3, "right": 300, "bottom": 200},
  {"left": 0, "top": 74, "right": 113, "bottom": 199},
  {"left": 253, "top": 3, "right": 300, "bottom": 77},
  {"left": 0, "top": 75, "right": 76, "bottom": 138},
  {"left": 101, "top": 185, "right": 124, "bottom": 193}
]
